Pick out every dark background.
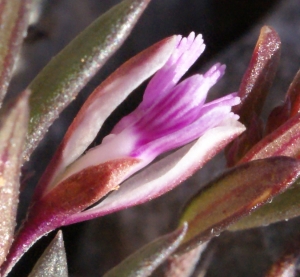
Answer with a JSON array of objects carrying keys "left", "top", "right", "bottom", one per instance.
[{"left": 7, "top": 0, "right": 300, "bottom": 276}]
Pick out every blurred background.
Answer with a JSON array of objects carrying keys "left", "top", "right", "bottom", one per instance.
[{"left": 8, "top": 0, "right": 300, "bottom": 276}]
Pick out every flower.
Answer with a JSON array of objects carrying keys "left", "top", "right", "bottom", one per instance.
[
  {"left": 2, "top": 33, "right": 245, "bottom": 274},
  {"left": 51, "top": 33, "right": 241, "bottom": 188},
  {"left": 26, "top": 32, "right": 245, "bottom": 224}
]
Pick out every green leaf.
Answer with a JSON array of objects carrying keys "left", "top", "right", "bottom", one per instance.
[
  {"left": 28, "top": 231, "right": 68, "bottom": 277},
  {"left": 177, "top": 157, "right": 300, "bottom": 253},
  {"left": 227, "top": 81, "right": 300, "bottom": 229},
  {"left": 228, "top": 179, "right": 300, "bottom": 231},
  {"left": 0, "top": 91, "right": 29, "bottom": 267},
  {"left": 103, "top": 223, "right": 187, "bottom": 277},
  {"left": 0, "top": 0, "right": 31, "bottom": 105},
  {"left": 25, "top": 0, "right": 151, "bottom": 160}
]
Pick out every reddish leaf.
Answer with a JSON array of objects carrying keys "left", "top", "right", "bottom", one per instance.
[
  {"left": 177, "top": 157, "right": 300, "bottom": 254},
  {"left": 287, "top": 69, "right": 300, "bottom": 118},
  {"left": 228, "top": 181, "right": 300, "bottom": 231},
  {"left": 233, "top": 26, "right": 281, "bottom": 126},
  {"left": 226, "top": 114, "right": 263, "bottom": 166},
  {"left": 265, "top": 99, "right": 291, "bottom": 135},
  {"left": 239, "top": 113, "right": 300, "bottom": 163}
]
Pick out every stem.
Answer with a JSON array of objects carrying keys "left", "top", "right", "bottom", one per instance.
[{"left": 0, "top": 219, "right": 53, "bottom": 277}]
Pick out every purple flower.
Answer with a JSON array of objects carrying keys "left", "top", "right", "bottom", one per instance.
[
  {"left": 2, "top": 33, "right": 245, "bottom": 275},
  {"left": 54, "top": 33, "right": 240, "bottom": 187}
]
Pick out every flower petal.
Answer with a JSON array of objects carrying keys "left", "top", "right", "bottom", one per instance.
[
  {"left": 64, "top": 117, "right": 245, "bottom": 225},
  {"left": 111, "top": 32, "right": 206, "bottom": 135}
]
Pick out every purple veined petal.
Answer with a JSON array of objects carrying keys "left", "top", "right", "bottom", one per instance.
[
  {"left": 135, "top": 74, "right": 206, "bottom": 135},
  {"left": 63, "top": 117, "right": 245, "bottom": 225},
  {"left": 56, "top": 103, "right": 238, "bottom": 185},
  {"left": 112, "top": 62, "right": 226, "bottom": 140},
  {"left": 143, "top": 32, "right": 205, "bottom": 106},
  {"left": 54, "top": 62, "right": 235, "bottom": 188},
  {"left": 132, "top": 107, "right": 236, "bottom": 161},
  {"left": 199, "top": 93, "right": 240, "bottom": 118},
  {"left": 141, "top": 63, "right": 226, "bottom": 132},
  {"left": 111, "top": 32, "right": 206, "bottom": 135}
]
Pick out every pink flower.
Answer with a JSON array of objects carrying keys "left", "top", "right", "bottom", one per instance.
[
  {"left": 30, "top": 32, "right": 245, "bottom": 224},
  {"left": 51, "top": 33, "right": 241, "bottom": 191},
  {"left": 1, "top": 33, "right": 245, "bottom": 276}
]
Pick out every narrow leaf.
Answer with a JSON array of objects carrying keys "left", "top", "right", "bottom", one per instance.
[
  {"left": 287, "top": 69, "right": 300, "bottom": 118},
  {"left": 233, "top": 26, "right": 281, "bottom": 126},
  {"left": 239, "top": 113, "right": 300, "bottom": 163},
  {"left": 0, "top": 0, "right": 31, "bottom": 104},
  {"left": 28, "top": 231, "right": 68, "bottom": 277},
  {"left": 25, "top": 0, "right": 151, "bottom": 159},
  {"left": 226, "top": 114, "right": 263, "bottom": 166},
  {"left": 0, "top": 91, "right": 29, "bottom": 267},
  {"left": 228, "top": 115, "right": 300, "bottom": 229},
  {"left": 176, "top": 157, "right": 300, "bottom": 254},
  {"left": 103, "top": 223, "right": 187, "bottom": 277},
  {"left": 265, "top": 100, "right": 290, "bottom": 135},
  {"left": 228, "top": 179, "right": 300, "bottom": 231},
  {"left": 165, "top": 243, "right": 208, "bottom": 277}
]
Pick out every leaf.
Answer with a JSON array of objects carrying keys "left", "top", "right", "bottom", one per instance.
[
  {"left": 232, "top": 25, "right": 281, "bottom": 126},
  {"left": 228, "top": 179, "right": 300, "bottom": 231},
  {"left": 0, "top": 0, "right": 31, "bottom": 105},
  {"left": 286, "top": 69, "right": 300, "bottom": 118},
  {"left": 226, "top": 114, "right": 263, "bottom": 166},
  {"left": 0, "top": 91, "right": 29, "bottom": 267},
  {"left": 103, "top": 223, "right": 187, "bottom": 277},
  {"left": 239, "top": 113, "right": 300, "bottom": 163},
  {"left": 28, "top": 231, "right": 68, "bottom": 277},
  {"left": 176, "top": 157, "right": 300, "bottom": 254},
  {"left": 227, "top": 102, "right": 300, "bottom": 230},
  {"left": 164, "top": 243, "right": 208, "bottom": 277},
  {"left": 25, "top": 0, "right": 151, "bottom": 160},
  {"left": 227, "top": 114, "right": 300, "bottom": 230},
  {"left": 226, "top": 26, "right": 281, "bottom": 165},
  {"left": 265, "top": 100, "right": 290, "bottom": 135}
]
